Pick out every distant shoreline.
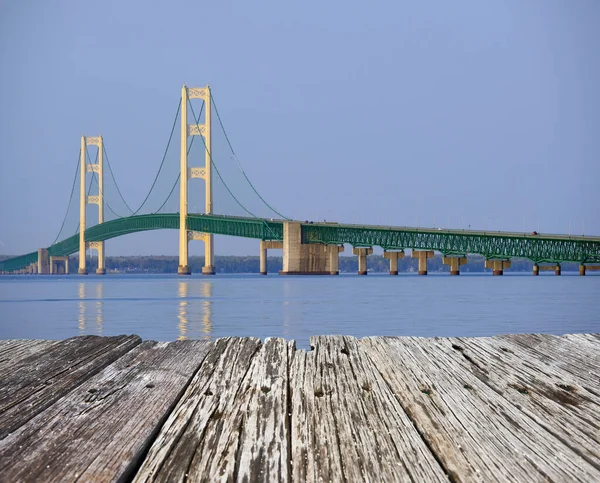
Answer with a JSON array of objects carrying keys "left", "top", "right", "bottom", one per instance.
[{"left": 2, "top": 254, "right": 586, "bottom": 274}]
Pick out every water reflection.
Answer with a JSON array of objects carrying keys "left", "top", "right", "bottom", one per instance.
[
  {"left": 96, "top": 283, "right": 104, "bottom": 335},
  {"left": 177, "top": 281, "right": 213, "bottom": 340},
  {"left": 177, "top": 282, "right": 189, "bottom": 340},
  {"left": 201, "top": 282, "right": 213, "bottom": 339},
  {"left": 78, "top": 283, "right": 86, "bottom": 335},
  {"left": 77, "top": 282, "right": 104, "bottom": 335}
]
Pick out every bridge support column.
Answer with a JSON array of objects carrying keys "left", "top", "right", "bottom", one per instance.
[
  {"left": 280, "top": 222, "right": 339, "bottom": 275},
  {"left": 485, "top": 259, "right": 511, "bottom": 275},
  {"left": 78, "top": 135, "right": 104, "bottom": 275},
  {"left": 179, "top": 84, "right": 215, "bottom": 276},
  {"left": 50, "top": 256, "right": 69, "bottom": 275},
  {"left": 536, "top": 264, "right": 561, "bottom": 276},
  {"left": 442, "top": 256, "right": 467, "bottom": 275},
  {"left": 260, "top": 240, "right": 283, "bottom": 275},
  {"left": 329, "top": 245, "right": 344, "bottom": 275},
  {"left": 412, "top": 250, "right": 434, "bottom": 275},
  {"left": 383, "top": 250, "right": 405, "bottom": 275},
  {"left": 37, "top": 249, "right": 49, "bottom": 274},
  {"left": 353, "top": 247, "right": 373, "bottom": 275}
]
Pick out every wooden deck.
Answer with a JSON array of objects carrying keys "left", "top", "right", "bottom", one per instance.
[{"left": 0, "top": 333, "right": 599, "bottom": 482}]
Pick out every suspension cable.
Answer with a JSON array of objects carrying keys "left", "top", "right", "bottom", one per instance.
[
  {"left": 188, "top": 100, "right": 257, "bottom": 219},
  {"left": 51, "top": 149, "right": 81, "bottom": 245},
  {"left": 131, "top": 98, "right": 182, "bottom": 215},
  {"left": 154, "top": 174, "right": 180, "bottom": 213},
  {"left": 188, "top": 100, "right": 281, "bottom": 239},
  {"left": 102, "top": 143, "right": 134, "bottom": 215},
  {"left": 210, "top": 91, "right": 289, "bottom": 220},
  {"left": 151, "top": 102, "right": 204, "bottom": 214}
]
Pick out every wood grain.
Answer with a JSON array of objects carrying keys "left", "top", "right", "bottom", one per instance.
[
  {"left": 0, "top": 335, "right": 141, "bottom": 439},
  {"left": 360, "top": 336, "right": 600, "bottom": 482},
  {"left": 0, "top": 339, "right": 210, "bottom": 482},
  {"left": 289, "top": 335, "right": 448, "bottom": 482}
]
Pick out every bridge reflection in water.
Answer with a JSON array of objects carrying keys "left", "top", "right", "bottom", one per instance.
[
  {"left": 177, "top": 281, "right": 213, "bottom": 341},
  {"left": 78, "top": 282, "right": 104, "bottom": 335}
]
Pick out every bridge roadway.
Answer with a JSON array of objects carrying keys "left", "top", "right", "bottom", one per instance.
[{"left": 1, "top": 213, "right": 600, "bottom": 272}]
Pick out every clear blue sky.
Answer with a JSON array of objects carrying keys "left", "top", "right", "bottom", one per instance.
[{"left": 0, "top": 0, "right": 598, "bottom": 256}]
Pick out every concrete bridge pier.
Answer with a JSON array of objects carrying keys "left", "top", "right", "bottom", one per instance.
[
  {"left": 280, "top": 222, "right": 340, "bottom": 275},
  {"left": 383, "top": 250, "right": 405, "bottom": 275},
  {"left": 485, "top": 259, "right": 511, "bottom": 275},
  {"left": 536, "top": 264, "right": 562, "bottom": 276},
  {"left": 329, "top": 245, "right": 344, "bottom": 275},
  {"left": 50, "top": 256, "right": 69, "bottom": 275},
  {"left": 37, "top": 249, "right": 50, "bottom": 274},
  {"left": 580, "top": 265, "right": 600, "bottom": 275},
  {"left": 443, "top": 256, "right": 467, "bottom": 275},
  {"left": 412, "top": 250, "right": 434, "bottom": 275},
  {"left": 353, "top": 247, "right": 373, "bottom": 275},
  {"left": 259, "top": 241, "right": 283, "bottom": 275}
]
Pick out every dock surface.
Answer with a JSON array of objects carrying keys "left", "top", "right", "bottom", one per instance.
[{"left": 0, "top": 333, "right": 599, "bottom": 482}]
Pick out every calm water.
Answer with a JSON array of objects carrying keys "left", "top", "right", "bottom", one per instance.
[{"left": 0, "top": 273, "right": 598, "bottom": 349}]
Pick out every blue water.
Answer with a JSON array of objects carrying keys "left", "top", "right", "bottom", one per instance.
[{"left": 0, "top": 273, "right": 598, "bottom": 349}]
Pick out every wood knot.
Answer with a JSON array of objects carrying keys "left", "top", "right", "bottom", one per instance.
[
  {"left": 451, "top": 344, "right": 464, "bottom": 352},
  {"left": 145, "top": 383, "right": 155, "bottom": 389},
  {"left": 261, "top": 386, "right": 271, "bottom": 394},
  {"left": 314, "top": 388, "right": 325, "bottom": 398},
  {"left": 509, "top": 384, "right": 529, "bottom": 395}
]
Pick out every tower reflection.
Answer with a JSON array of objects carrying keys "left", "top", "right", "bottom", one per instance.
[
  {"left": 200, "top": 281, "right": 213, "bottom": 340},
  {"left": 177, "top": 281, "right": 189, "bottom": 340},
  {"left": 96, "top": 283, "right": 104, "bottom": 335},
  {"left": 78, "top": 283, "right": 86, "bottom": 335},
  {"left": 78, "top": 282, "right": 104, "bottom": 335},
  {"left": 177, "top": 281, "right": 213, "bottom": 340}
]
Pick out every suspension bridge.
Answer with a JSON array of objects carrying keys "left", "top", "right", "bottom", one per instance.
[{"left": 1, "top": 85, "right": 599, "bottom": 276}]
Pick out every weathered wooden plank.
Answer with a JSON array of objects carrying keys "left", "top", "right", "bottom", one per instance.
[
  {"left": 0, "top": 339, "right": 211, "bottom": 482},
  {"left": 563, "top": 333, "right": 600, "bottom": 349},
  {"left": 234, "top": 337, "right": 291, "bottom": 482},
  {"left": 496, "top": 333, "right": 600, "bottom": 391},
  {"left": 442, "top": 335, "right": 600, "bottom": 470},
  {"left": 0, "top": 334, "right": 141, "bottom": 438},
  {"left": 0, "top": 339, "right": 59, "bottom": 373},
  {"left": 134, "top": 337, "right": 262, "bottom": 482},
  {"left": 289, "top": 335, "right": 448, "bottom": 482},
  {"left": 361, "top": 336, "right": 600, "bottom": 481}
]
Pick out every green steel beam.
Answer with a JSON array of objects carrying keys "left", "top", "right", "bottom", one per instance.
[
  {"left": 2, "top": 215, "right": 599, "bottom": 273},
  {"left": 301, "top": 223, "right": 600, "bottom": 264}
]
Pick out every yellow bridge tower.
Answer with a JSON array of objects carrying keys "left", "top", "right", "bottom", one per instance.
[
  {"left": 178, "top": 84, "right": 215, "bottom": 275},
  {"left": 78, "top": 135, "right": 105, "bottom": 275}
]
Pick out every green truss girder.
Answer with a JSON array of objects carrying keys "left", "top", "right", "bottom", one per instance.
[
  {"left": 2, "top": 215, "right": 599, "bottom": 272},
  {"left": 302, "top": 224, "right": 600, "bottom": 264}
]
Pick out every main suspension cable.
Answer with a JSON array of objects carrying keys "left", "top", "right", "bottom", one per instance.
[
  {"left": 51, "top": 149, "right": 81, "bottom": 245},
  {"left": 188, "top": 100, "right": 257, "bottom": 219},
  {"left": 152, "top": 101, "right": 204, "bottom": 214},
  {"left": 210, "top": 91, "right": 289, "bottom": 220},
  {"left": 131, "top": 98, "right": 182, "bottom": 215},
  {"left": 102, "top": 143, "right": 134, "bottom": 215}
]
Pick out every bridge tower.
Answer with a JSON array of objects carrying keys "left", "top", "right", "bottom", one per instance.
[
  {"left": 78, "top": 135, "right": 105, "bottom": 275},
  {"left": 178, "top": 84, "right": 215, "bottom": 275}
]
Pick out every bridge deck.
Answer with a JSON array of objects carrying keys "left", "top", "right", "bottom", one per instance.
[{"left": 1, "top": 333, "right": 599, "bottom": 481}]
